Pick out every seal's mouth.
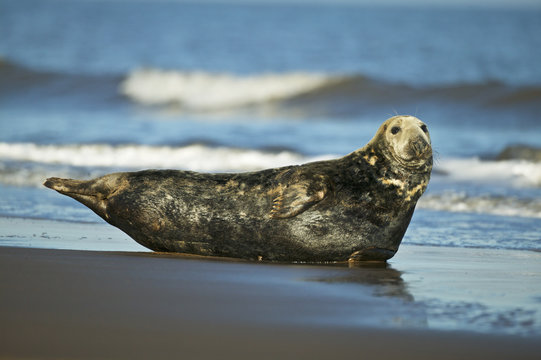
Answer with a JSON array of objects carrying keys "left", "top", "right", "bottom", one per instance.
[
  {"left": 402, "top": 137, "right": 432, "bottom": 162},
  {"left": 387, "top": 137, "right": 432, "bottom": 170},
  {"left": 348, "top": 248, "right": 397, "bottom": 262},
  {"left": 411, "top": 137, "right": 431, "bottom": 157}
]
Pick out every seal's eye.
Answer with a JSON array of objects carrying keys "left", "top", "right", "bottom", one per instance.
[
  {"left": 390, "top": 126, "right": 400, "bottom": 135},
  {"left": 420, "top": 124, "right": 428, "bottom": 133}
]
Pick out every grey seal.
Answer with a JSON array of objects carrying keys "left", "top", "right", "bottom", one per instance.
[{"left": 44, "top": 115, "right": 432, "bottom": 262}]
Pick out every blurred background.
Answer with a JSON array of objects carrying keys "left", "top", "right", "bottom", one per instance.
[{"left": 0, "top": 0, "right": 540, "bottom": 250}]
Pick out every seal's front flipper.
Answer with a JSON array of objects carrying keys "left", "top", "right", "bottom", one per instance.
[{"left": 270, "top": 175, "right": 330, "bottom": 219}]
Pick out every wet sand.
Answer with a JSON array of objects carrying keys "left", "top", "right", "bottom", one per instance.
[{"left": 1, "top": 217, "right": 540, "bottom": 359}]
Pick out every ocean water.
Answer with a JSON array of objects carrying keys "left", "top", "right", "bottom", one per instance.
[{"left": 1, "top": 0, "right": 540, "bottom": 252}]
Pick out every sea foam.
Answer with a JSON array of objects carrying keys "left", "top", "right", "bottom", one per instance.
[
  {"left": 0, "top": 142, "right": 331, "bottom": 173},
  {"left": 418, "top": 192, "right": 541, "bottom": 219},
  {"left": 437, "top": 157, "right": 541, "bottom": 188},
  {"left": 119, "top": 68, "right": 336, "bottom": 110}
]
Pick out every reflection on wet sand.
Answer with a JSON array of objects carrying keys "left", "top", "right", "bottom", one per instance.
[
  {"left": 119, "top": 250, "right": 428, "bottom": 328},
  {"left": 302, "top": 262, "right": 413, "bottom": 301}
]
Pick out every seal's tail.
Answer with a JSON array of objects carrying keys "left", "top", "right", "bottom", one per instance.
[{"left": 44, "top": 176, "right": 115, "bottom": 221}]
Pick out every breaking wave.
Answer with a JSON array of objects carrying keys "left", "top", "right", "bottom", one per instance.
[
  {"left": 3, "top": 59, "right": 540, "bottom": 116},
  {"left": 436, "top": 157, "right": 541, "bottom": 188},
  {"left": 118, "top": 67, "right": 541, "bottom": 114},
  {"left": 119, "top": 68, "right": 338, "bottom": 110},
  {"left": 0, "top": 142, "right": 331, "bottom": 171},
  {"left": 420, "top": 156, "right": 541, "bottom": 218},
  {"left": 418, "top": 193, "right": 541, "bottom": 219}
]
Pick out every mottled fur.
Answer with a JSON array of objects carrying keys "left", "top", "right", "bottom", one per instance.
[{"left": 44, "top": 116, "right": 432, "bottom": 262}]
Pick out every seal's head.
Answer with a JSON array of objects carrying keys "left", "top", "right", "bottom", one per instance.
[{"left": 373, "top": 115, "right": 432, "bottom": 171}]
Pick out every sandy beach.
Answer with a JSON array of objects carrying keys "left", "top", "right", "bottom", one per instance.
[{"left": 1, "top": 216, "right": 540, "bottom": 359}]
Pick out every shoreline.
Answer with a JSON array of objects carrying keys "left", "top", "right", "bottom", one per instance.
[{"left": 1, "top": 214, "right": 540, "bottom": 254}]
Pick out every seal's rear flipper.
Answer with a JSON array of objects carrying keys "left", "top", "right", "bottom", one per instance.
[
  {"left": 43, "top": 177, "right": 110, "bottom": 221},
  {"left": 44, "top": 177, "right": 89, "bottom": 195}
]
